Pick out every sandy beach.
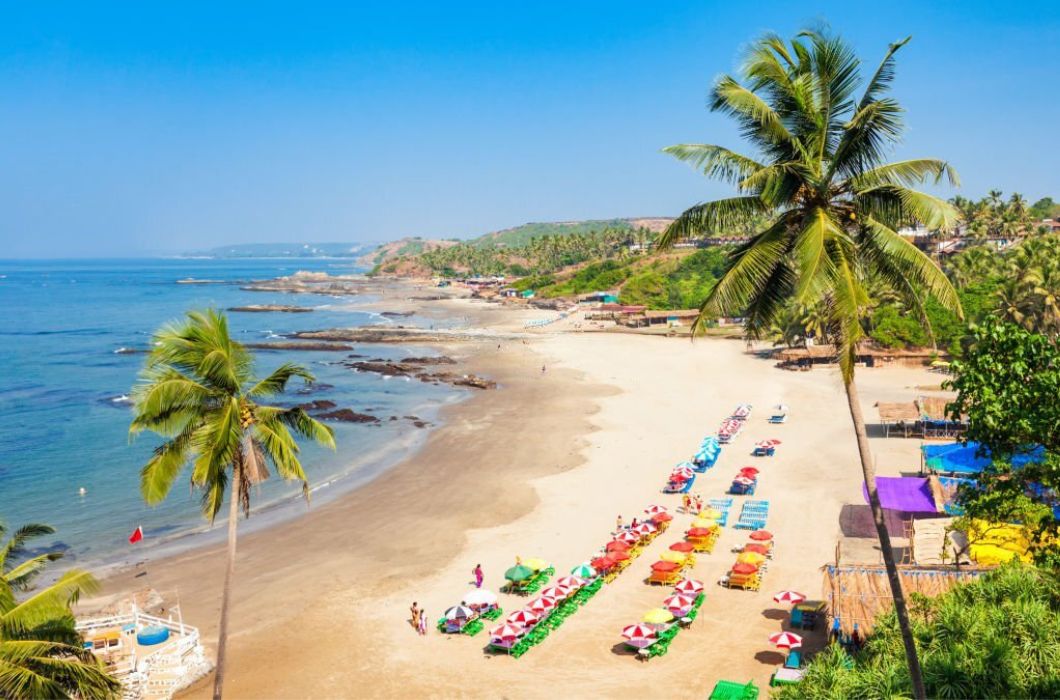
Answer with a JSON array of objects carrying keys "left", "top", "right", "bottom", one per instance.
[{"left": 94, "top": 295, "right": 946, "bottom": 698}]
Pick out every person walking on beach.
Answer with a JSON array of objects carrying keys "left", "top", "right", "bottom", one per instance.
[
  {"left": 681, "top": 494, "right": 690, "bottom": 513},
  {"left": 410, "top": 602, "right": 420, "bottom": 632},
  {"left": 418, "top": 608, "right": 428, "bottom": 636},
  {"left": 541, "top": 364, "right": 546, "bottom": 375},
  {"left": 473, "top": 564, "right": 484, "bottom": 588},
  {"left": 615, "top": 514, "right": 624, "bottom": 532}
]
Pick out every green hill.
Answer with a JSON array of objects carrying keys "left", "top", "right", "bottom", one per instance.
[{"left": 469, "top": 218, "right": 673, "bottom": 248}]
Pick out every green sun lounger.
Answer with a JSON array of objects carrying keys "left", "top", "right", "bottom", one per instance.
[{"left": 709, "top": 680, "right": 759, "bottom": 700}]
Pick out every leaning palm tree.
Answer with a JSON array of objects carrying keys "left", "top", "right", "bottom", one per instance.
[
  {"left": 130, "top": 309, "right": 335, "bottom": 700},
  {"left": 659, "top": 31, "right": 963, "bottom": 698},
  {"left": 1, "top": 522, "right": 121, "bottom": 699}
]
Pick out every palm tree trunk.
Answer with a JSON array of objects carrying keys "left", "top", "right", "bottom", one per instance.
[
  {"left": 212, "top": 467, "right": 241, "bottom": 700},
  {"left": 844, "top": 378, "right": 926, "bottom": 700}
]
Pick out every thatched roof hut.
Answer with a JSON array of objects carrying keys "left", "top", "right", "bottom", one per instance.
[{"left": 822, "top": 564, "right": 987, "bottom": 634}]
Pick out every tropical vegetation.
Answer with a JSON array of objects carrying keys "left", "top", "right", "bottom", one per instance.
[
  {"left": 658, "top": 29, "right": 966, "bottom": 697},
  {"left": 777, "top": 565, "right": 1060, "bottom": 699},
  {"left": 129, "top": 309, "right": 335, "bottom": 699},
  {"left": 1, "top": 521, "right": 120, "bottom": 699},
  {"left": 945, "top": 320, "right": 1060, "bottom": 567}
]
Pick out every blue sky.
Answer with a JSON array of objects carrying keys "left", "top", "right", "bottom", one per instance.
[{"left": 2, "top": 1, "right": 1058, "bottom": 257}]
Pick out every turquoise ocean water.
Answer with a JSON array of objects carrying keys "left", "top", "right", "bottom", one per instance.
[{"left": 0, "top": 259, "right": 464, "bottom": 568}]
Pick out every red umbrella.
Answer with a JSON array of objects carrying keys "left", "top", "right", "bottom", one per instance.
[
  {"left": 621, "top": 623, "right": 657, "bottom": 640},
  {"left": 632, "top": 523, "right": 656, "bottom": 536},
  {"left": 644, "top": 505, "right": 668, "bottom": 516},
  {"left": 686, "top": 527, "right": 715, "bottom": 538},
  {"left": 769, "top": 631, "right": 803, "bottom": 649},
  {"left": 743, "top": 543, "right": 770, "bottom": 555},
  {"left": 773, "top": 591, "right": 806, "bottom": 605},
  {"left": 616, "top": 531, "right": 640, "bottom": 544},
  {"left": 606, "top": 540, "right": 631, "bottom": 552},
  {"left": 749, "top": 530, "right": 773, "bottom": 541},
  {"left": 674, "top": 579, "right": 704, "bottom": 594},
  {"left": 663, "top": 593, "right": 695, "bottom": 611},
  {"left": 739, "top": 466, "right": 760, "bottom": 475},
  {"left": 539, "top": 585, "right": 570, "bottom": 600},
  {"left": 526, "top": 597, "right": 556, "bottom": 614},
  {"left": 651, "top": 512, "right": 673, "bottom": 524},
  {"left": 506, "top": 610, "right": 539, "bottom": 626},
  {"left": 651, "top": 560, "right": 681, "bottom": 572},
  {"left": 490, "top": 623, "right": 526, "bottom": 640},
  {"left": 555, "top": 576, "right": 586, "bottom": 590},
  {"left": 731, "top": 562, "right": 759, "bottom": 575},
  {"left": 591, "top": 556, "right": 616, "bottom": 571},
  {"left": 669, "top": 473, "right": 690, "bottom": 483},
  {"left": 608, "top": 550, "right": 630, "bottom": 562},
  {"left": 669, "top": 542, "right": 696, "bottom": 553}
]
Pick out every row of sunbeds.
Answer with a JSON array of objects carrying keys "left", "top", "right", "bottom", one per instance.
[{"left": 733, "top": 500, "right": 770, "bottom": 530}]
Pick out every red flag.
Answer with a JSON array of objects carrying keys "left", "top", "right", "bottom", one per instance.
[{"left": 128, "top": 526, "right": 144, "bottom": 544}]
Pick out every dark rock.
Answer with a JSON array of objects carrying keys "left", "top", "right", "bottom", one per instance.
[
  {"left": 380, "top": 310, "right": 415, "bottom": 317},
  {"left": 316, "top": 409, "right": 380, "bottom": 423},
  {"left": 296, "top": 400, "right": 337, "bottom": 411}
]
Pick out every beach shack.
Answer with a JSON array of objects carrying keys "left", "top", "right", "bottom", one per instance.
[
  {"left": 580, "top": 291, "right": 619, "bottom": 304},
  {"left": 624, "top": 309, "right": 700, "bottom": 328}
]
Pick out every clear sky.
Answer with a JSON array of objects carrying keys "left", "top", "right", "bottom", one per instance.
[{"left": 2, "top": 1, "right": 1058, "bottom": 257}]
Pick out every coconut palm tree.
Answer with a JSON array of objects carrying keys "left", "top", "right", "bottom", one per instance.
[
  {"left": 1, "top": 522, "right": 121, "bottom": 699},
  {"left": 659, "top": 31, "right": 963, "bottom": 698},
  {"left": 130, "top": 309, "right": 335, "bottom": 700}
]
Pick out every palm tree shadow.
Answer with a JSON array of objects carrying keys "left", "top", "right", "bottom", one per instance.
[{"left": 754, "top": 650, "right": 786, "bottom": 665}]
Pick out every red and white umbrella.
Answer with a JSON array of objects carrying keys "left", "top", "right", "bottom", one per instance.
[
  {"left": 644, "top": 504, "right": 668, "bottom": 515},
  {"left": 672, "top": 466, "right": 694, "bottom": 479},
  {"left": 506, "top": 609, "right": 539, "bottom": 626},
  {"left": 621, "top": 623, "right": 657, "bottom": 640},
  {"left": 674, "top": 579, "right": 704, "bottom": 595},
  {"left": 555, "top": 576, "right": 586, "bottom": 590},
  {"left": 539, "top": 585, "right": 570, "bottom": 600},
  {"left": 445, "top": 605, "right": 475, "bottom": 620},
  {"left": 769, "top": 631, "right": 803, "bottom": 649},
  {"left": 632, "top": 523, "right": 656, "bottom": 536},
  {"left": 526, "top": 597, "right": 556, "bottom": 614},
  {"left": 663, "top": 593, "right": 695, "bottom": 611},
  {"left": 490, "top": 623, "right": 526, "bottom": 640},
  {"left": 773, "top": 591, "right": 806, "bottom": 605},
  {"left": 616, "top": 530, "right": 640, "bottom": 544}
]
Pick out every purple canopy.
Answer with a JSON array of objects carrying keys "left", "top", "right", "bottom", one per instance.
[{"left": 863, "top": 477, "right": 938, "bottom": 513}]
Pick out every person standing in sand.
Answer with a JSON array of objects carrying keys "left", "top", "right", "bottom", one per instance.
[
  {"left": 418, "top": 609, "right": 428, "bottom": 636},
  {"left": 615, "top": 514, "right": 624, "bottom": 532},
  {"left": 473, "top": 564, "right": 484, "bottom": 588},
  {"left": 681, "top": 494, "right": 690, "bottom": 513},
  {"left": 410, "top": 602, "right": 420, "bottom": 632}
]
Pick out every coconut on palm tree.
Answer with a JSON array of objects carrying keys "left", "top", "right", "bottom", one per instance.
[
  {"left": 130, "top": 309, "right": 335, "bottom": 699},
  {"left": 660, "top": 31, "right": 963, "bottom": 698},
  {"left": 1, "top": 522, "right": 121, "bottom": 699}
]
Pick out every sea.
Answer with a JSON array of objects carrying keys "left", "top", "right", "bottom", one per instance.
[{"left": 0, "top": 258, "right": 466, "bottom": 570}]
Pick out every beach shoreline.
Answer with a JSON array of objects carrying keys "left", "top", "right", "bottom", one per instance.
[{"left": 89, "top": 292, "right": 947, "bottom": 698}]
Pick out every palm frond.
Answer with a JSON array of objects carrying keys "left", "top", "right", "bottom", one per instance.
[
  {"left": 849, "top": 159, "right": 960, "bottom": 190},
  {"left": 657, "top": 196, "right": 770, "bottom": 248},
  {"left": 247, "top": 362, "right": 315, "bottom": 398},
  {"left": 661, "top": 144, "right": 764, "bottom": 188}
]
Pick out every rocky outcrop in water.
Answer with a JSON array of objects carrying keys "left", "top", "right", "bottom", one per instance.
[
  {"left": 316, "top": 408, "right": 381, "bottom": 423},
  {"left": 345, "top": 357, "right": 496, "bottom": 390},
  {"left": 229, "top": 304, "right": 313, "bottom": 313},
  {"left": 244, "top": 342, "right": 354, "bottom": 351}
]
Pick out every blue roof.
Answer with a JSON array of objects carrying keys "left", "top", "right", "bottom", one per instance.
[{"left": 922, "top": 442, "right": 1045, "bottom": 475}]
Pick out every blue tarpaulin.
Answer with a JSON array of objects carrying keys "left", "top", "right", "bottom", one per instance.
[{"left": 922, "top": 442, "right": 1045, "bottom": 475}]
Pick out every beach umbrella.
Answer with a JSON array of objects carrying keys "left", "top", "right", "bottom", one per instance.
[
  {"left": 643, "top": 608, "right": 674, "bottom": 625},
  {"left": 606, "top": 540, "right": 631, "bottom": 552},
  {"left": 506, "top": 610, "right": 539, "bottom": 626},
  {"left": 621, "top": 623, "right": 657, "bottom": 640},
  {"left": 663, "top": 593, "right": 695, "bottom": 611},
  {"left": 773, "top": 591, "right": 806, "bottom": 605},
  {"left": 674, "top": 579, "right": 704, "bottom": 595},
  {"left": 489, "top": 623, "right": 526, "bottom": 641},
  {"left": 539, "top": 585, "right": 570, "bottom": 600},
  {"left": 672, "top": 466, "right": 694, "bottom": 479},
  {"left": 769, "top": 631, "right": 803, "bottom": 649},
  {"left": 504, "top": 564, "right": 533, "bottom": 582},
  {"left": 632, "top": 523, "right": 655, "bottom": 536},
  {"left": 555, "top": 576, "right": 586, "bottom": 590},
  {"left": 651, "top": 560, "right": 681, "bottom": 573},
  {"left": 740, "top": 467, "right": 760, "bottom": 476},
  {"left": 644, "top": 505, "right": 668, "bottom": 516},
  {"left": 749, "top": 530, "right": 773, "bottom": 541},
  {"left": 651, "top": 512, "right": 673, "bottom": 524},
  {"left": 607, "top": 549, "right": 631, "bottom": 562},
  {"left": 659, "top": 550, "right": 687, "bottom": 563},
  {"left": 669, "top": 473, "right": 691, "bottom": 483},
  {"left": 669, "top": 542, "right": 696, "bottom": 553},
  {"left": 616, "top": 531, "right": 640, "bottom": 544},
  {"left": 445, "top": 605, "right": 474, "bottom": 620},
  {"left": 692, "top": 517, "right": 718, "bottom": 529},
  {"left": 731, "top": 562, "right": 759, "bottom": 575},
  {"left": 526, "top": 597, "right": 556, "bottom": 614},
  {"left": 590, "top": 556, "right": 616, "bottom": 571},
  {"left": 769, "top": 439, "right": 782, "bottom": 445},
  {"left": 737, "top": 552, "right": 766, "bottom": 565},
  {"left": 571, "top": 563, "right": 596, "bottom": 578},
  {"left": 742, "top": 543, "right": 770, "bottom": 555},
  {"left": 462, "top": 589, "right": 497, "bottom": 607},
  {"left": 523, "top": 557, "right": 548, "bottom": 572},
  {"left": 686, "top": 526, "right": 715, "bottom": 538}
]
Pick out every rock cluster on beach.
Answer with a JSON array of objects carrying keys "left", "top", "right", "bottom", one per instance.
[
  {"left": 228, "top": 304, "right": 314, "bottom": 313},
  {"left": 292, "top": 326, "right": 515, "bottom": 344},
  {"left": 240, "top": 271, "right": 365, "bottom": 296},
  {"left": 344, "top": 355, "right": 497, "bottom": 390}
]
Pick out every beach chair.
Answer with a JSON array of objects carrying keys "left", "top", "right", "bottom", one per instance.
[
  {"left": 647, "top": 570, "right": 681, "bottom": 586},
  {"left": 709, "top": 680, "right": 760, "bottom": 700},
  {"left": 784, "top": 650, "right": 802, "bottom": 669},
  {"left": 769, "top": 668, "right": 804, "bottom": 687},
  {"left": 768, "top": 413, "right": 787, "bottom": 424},
  {"left": 709, "top": 497, "right": 733, "bottom": 508}
]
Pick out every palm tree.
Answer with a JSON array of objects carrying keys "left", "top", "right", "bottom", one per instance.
[
  {"left": 659, "top": 31, "right": 963, "bottom": 698},
  {"left": 130, "top": 309, "right": 335, "bottom": 699},
  {"left": 1, "top": 522, "right": 121, "bottom": 699}
]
